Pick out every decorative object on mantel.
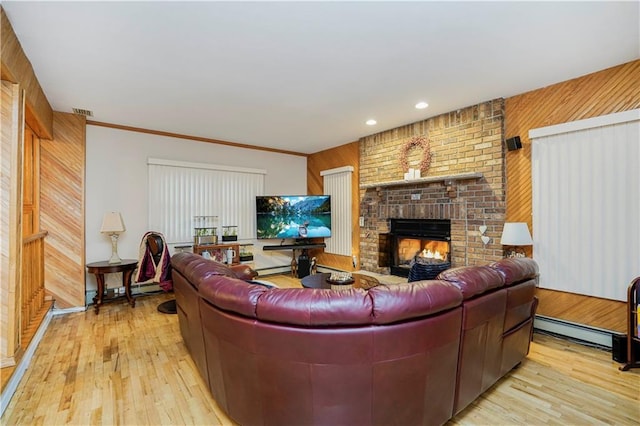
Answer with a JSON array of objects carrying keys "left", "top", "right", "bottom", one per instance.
[
  {"left": 479, "top": 225, "right": 490, "bottom": 245},
  {"left": 500, "top": 222, "right": 533, "bottom": 258},
  {"left": 400, "top": 135, "right": 432, "bottom": 179}
]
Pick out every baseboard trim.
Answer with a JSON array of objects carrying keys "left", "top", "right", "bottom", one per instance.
[
  {"left": 255, "top": 266, "right": 291, "bottom": 276},
  {"left": 534, "top": 315, "right": 614, "bottom": 349},
  {"left": 1, "top": 305, "right": 53, "bottom": 416},
  {"left": 52, "top": 305, "right": 87, "bottom": 315}
]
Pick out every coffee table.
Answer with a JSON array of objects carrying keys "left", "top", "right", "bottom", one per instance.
[{"left": 301, "top": 272, "right": 381, "bottom": 290}]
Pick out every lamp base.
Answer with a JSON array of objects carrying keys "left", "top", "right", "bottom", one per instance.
[
  {"left": 108, "top": 233, "right": 122, "bottom": 264},
  {"left": 503, "top": 246, "right": 527, "bottom": 258}
]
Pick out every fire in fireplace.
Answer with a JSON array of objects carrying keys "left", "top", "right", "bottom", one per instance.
[{"left": 381, "top": 219, "right": 451, "bottom": 279}]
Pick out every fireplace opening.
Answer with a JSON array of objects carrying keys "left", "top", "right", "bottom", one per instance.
[{"left": 384, "top": 219, "right": 451, "bottom": 279}]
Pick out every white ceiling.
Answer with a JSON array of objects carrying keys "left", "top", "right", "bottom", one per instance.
[{"left": 3, "top": 1, "right": 639, "bottom": 154}]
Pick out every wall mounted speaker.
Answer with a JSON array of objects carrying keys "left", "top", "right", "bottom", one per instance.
[{"left": 506, "top": 136, "right": 522, "bottom": 151}]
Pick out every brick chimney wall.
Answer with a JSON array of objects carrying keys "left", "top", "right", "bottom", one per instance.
[{"left": 359, "top": 99, "right": 506, "bottom": 273}]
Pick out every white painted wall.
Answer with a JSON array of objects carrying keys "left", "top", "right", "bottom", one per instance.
[{"left": 86, "top": 125, "right": 307, "bottom": 293}]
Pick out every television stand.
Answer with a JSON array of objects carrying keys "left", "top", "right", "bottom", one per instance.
[
  {"left": 262, "top": 242, "right": 326, "bottom": 279},
  {"left": 263, "top": 242, "right": 326, "bottom": 251}
]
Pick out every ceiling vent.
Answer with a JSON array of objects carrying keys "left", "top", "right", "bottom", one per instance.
[{"left": 72, "top": 108, "right": 93, "bottom": 117}]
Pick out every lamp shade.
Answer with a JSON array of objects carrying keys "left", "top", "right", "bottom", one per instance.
[
  {"left": 500, "top": 222, "right": 532, "bottom": 246},
  {"left": 100, "top": 212, "right": 126, "bottom": 234}
]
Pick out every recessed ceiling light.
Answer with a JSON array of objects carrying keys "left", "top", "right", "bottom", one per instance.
[
  {"left": 415, "top": 102, "right": 429, "bottom": 109},
  {"left": 366, "top": 119, "right": 377, "bottom": 126}
]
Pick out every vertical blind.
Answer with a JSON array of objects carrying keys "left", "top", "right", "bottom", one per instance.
[
  {"left": 148, "top": 158, "right": 265, "bottom": 244},
  {"left": 321, "top": 166, "right": 354, "bottom": 256},
  {"left": 531, "top": 110, "right": 640, "bottom": 301}
]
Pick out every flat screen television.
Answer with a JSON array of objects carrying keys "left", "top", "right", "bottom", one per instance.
[{"left": 256, "top": 195, "right": 331, "bottom": 239}]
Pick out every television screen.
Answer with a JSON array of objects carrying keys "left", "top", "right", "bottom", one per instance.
[{"left": 256, "top": 195, "right": 331, "bottom": 239}]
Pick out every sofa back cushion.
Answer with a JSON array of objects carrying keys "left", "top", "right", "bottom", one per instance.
[
  {"left": 256, "top": 288, "right": 374, "bottom": 326},
  {"left": 368, "top": 281, "right": 462, "bottom": 325},
  {"left": 202, "top": 280, "right": 463, "bottom": 327},
  {"left": 199, "top": 275, "right": 267, "bottom": 319},
  {"left": 437, "top": 265, "right": 505, "bottom": 299},
  {"left": 488, "top": 258, "right": 539, "bottom": 286}
]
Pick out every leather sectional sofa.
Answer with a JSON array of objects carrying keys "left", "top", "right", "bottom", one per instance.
[{"left": 171, "top": 252, "right": 539, "bottom": 425}]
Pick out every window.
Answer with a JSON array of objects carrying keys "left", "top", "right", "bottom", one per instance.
[
  {"left": 321, "top": 166, "right": 354, "bottom": 256},
  {"left": 148, "top": 158, "right": 265, "bottom": 244}
]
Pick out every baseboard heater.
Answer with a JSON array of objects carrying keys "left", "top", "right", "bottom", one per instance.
[
  {"left": 255, "top": 265, "right": 292, "bottom": 276},
  {"left": 534, "top": 314, "right": 615, "bottom": 349}
]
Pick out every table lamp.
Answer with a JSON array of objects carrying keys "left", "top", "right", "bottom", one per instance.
[
  {"left": 101, "top": 212, "right": 126, "bottom": 263},
  {"left": 500, "top": 222, "right": 532, "bottom": 258}
]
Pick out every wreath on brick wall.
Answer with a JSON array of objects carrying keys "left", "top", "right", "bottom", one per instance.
[{"left": 399, "top": 135, "right": 432, "bottom": 173}]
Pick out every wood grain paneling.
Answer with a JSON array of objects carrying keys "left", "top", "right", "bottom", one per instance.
[
  {"left": 22, "top": 125, "right": 39, "bottom": 236},
  {"left": 505, "top": 59, "right": 640, "bottom": 327},
  {"left": 1, "top": 81, "right": 23, "bottom": 367},
  {"left": 0, "top": 7, "right": 53, "bottom": 139},
  {"left": 536, "top": 288, "right": 627, "bottom": 333},
  {"left": 307, "top": 141, "right": 360, "bottom": 271},
  {"left": 40, "top": 112, "right": 86, "bottom": 308},
  {"left": 505, "top": 60, "right": 640, "bottom": 224}
]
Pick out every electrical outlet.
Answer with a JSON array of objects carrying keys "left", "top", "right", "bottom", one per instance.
[
  {"left": 359, "top": 216, "right": 365, "bottom": 226},
  {"left": 411, "top": 193, "right": 421, "bottom": 200}
]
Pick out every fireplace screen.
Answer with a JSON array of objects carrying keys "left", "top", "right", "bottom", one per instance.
[
  {"left": 396, "top": 237, "right": 450, "bottom": 268},
  {"left": 383, "top": 219, "right": 452, "bottom": 279}
]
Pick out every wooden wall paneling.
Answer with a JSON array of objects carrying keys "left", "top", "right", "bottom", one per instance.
[
  {"left": 0, "top": 8, "right": 53, "bottom": 139},
  {"left": 505, "top": 59, "right": 640, "bottom": 328},
  {"left": 504, "top": 60, "right": 640, "bottom": 224},
  {"left": 39, "top": 112, "right": 86, "bottom": 308},
  {"left": 1, "top": 81, "right": 24, "bottom": 366},
  {"left": 307, "top": 141, "right": 360, "bottom": 271},
  {"left": 535, "top": 288, "right": 626, "bottom": 333},
  {"left": 21, "top": 125, "right": 39, "bottom": 236}
]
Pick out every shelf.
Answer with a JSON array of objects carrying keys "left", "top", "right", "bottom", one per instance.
[
  {"left": 359, "top": 172, "right": 483, "bottom": 190},
  {"left": 263, "top": 243, "right": 326, "bottom": 251},
  {"left": 194, "top": 243, "right": 240, "bottom": 264}
]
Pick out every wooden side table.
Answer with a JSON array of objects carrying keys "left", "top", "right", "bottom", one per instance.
[{"left": 86, "top": 259, "right": 138, "bottom": 314}]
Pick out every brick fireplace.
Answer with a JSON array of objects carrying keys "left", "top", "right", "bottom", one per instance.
[{"left": 359, "top": 99, "right": 506, "bottom": 274}]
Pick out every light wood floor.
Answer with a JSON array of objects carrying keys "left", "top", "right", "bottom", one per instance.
[{"left": 2, "top": 279, "right": 639, "bottom": 425}]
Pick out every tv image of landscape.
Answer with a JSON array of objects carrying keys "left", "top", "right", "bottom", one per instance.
[{"left": 256, "top": 195, "right": 331, "bottom": 239}]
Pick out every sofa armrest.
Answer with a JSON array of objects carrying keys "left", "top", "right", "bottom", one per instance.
[{"left": 230, "top": 264, "right": 259, "bottom": 280}]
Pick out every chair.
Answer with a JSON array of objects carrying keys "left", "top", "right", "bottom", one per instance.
[{"left": 134, "top": 231, "right": 175, "bottom": 313}]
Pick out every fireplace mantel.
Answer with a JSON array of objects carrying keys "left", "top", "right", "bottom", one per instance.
[{"left": 359, "top": 172, "right": 483, "bottom": 190}]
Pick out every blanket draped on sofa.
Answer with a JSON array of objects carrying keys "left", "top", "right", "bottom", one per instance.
[{"left": 134, "top": 231, "right": 172, "bottom": 291}]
